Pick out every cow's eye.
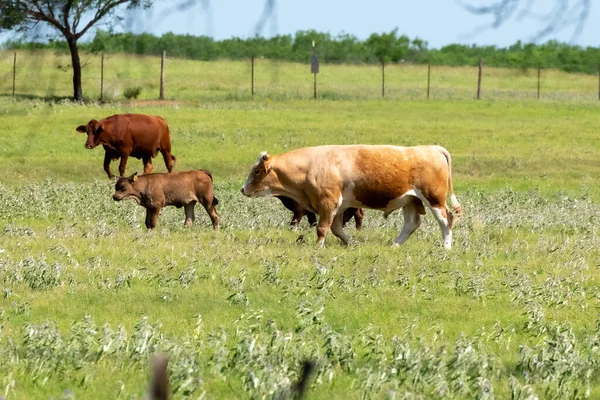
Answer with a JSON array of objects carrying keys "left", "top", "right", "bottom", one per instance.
[
  {"left": 118, "top": 185, "right": 125, "bottom": 191},
  {"left": 254, "top": 169, "right": 260, "bottom": 176}
]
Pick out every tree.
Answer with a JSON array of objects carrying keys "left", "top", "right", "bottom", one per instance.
[{"left": 0, "top": 0, "right": 154, "bottom": 101}]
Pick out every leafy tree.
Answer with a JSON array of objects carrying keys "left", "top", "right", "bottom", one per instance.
[{"left": 0, "top": 0, "right": 155, "bottom": 101}]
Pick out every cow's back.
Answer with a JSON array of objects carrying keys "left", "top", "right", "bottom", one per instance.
[
  {"left": 102, "top": 114, "right": 170, "bottom": 156},
  {"left": 278, "top": 145, "right": 449, "bottom": 210}
]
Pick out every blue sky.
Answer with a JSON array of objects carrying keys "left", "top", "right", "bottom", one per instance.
[
  {"left": 0, "top": 1, "right": 597, "bottom": 48},
  {"left": 121, "top": 0, "right": 600, "bottom": 48}
]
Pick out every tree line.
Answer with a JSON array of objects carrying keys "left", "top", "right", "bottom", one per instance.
[{"left": 5, "top": 29, "right": 600, "bottom": 74}]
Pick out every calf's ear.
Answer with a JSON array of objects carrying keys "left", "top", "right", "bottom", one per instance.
[
  {"left": 76, "top": 125, "right": 87, "bottom": 133},
  {"left": 128, "top": 172, "right": 139, "bottom": 183}
]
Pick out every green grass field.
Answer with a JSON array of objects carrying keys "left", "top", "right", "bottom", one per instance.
[{"left": 0, "top": 53, "right": 600, "bottom": 399}]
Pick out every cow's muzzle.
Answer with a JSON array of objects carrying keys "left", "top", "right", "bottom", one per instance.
[
  {"left": 112, "top": 195, "right": 121, "bottom": 201},
  {"left": 85, "top": 144, "right": 93, "bottom": 149}
]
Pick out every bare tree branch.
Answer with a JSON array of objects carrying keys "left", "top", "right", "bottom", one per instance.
[{"left": 457, "top": 0, "right": 591, "bottom": 43}]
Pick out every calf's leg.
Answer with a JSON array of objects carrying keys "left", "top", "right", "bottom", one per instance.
[
  {"left": 305, "top": 211, "right": 317, "bottom": 227},
  {"left": 184, "top": 202, "right": 196, "bottom": 227},
  {"left": 145, "top": 207, "right": 160, "bottom": 230},
  {"left": 201, "top": 198, "right": 220, "bottom": 231},
  {"left": 354, "top": 208, "right": 364, "bottom": 230}
]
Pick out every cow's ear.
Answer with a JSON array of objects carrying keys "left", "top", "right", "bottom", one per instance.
[
  {"left": 128, "top": 172, "right": 138, "bottom": 183},
  {"left": 76, "top": 125, "right": 86, "bottom": 133},
  {"left": 95, "top": 124, "right": 104, "bottom": 135}
]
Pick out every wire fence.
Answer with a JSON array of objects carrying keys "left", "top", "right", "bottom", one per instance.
[{"left": 1, "top": 50, "right": 599, "bottom": 103}]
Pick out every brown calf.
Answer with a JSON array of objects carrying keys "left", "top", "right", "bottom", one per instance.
[
  {"left": 76, "top": 113, "right": 175, "bottom": 179},
  {"left": 113, "top": 170, "right": 219, "bottom": 230},
  {"left": 276, "top": 196, "right": 364, "bottom": 229}
]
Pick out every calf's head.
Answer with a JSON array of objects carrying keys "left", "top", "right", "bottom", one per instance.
[
  {"left": 241, "top": 152, "right": 275, "bottom": 197},
  {"left": 113, "top": 173, "right": 141, "bottom": 203},
  {"left": 76, "top": 119, "right": 104, "bottom": 149}
]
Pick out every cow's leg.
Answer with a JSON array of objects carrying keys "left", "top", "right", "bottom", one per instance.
[
  {"left": 161, "top": 150, "right": 175, "bottom": 173},
  {"left": 145, "top": 207, "right": 160, "bottom": 230},
  {"left": 103, "top": 152, "right": 115, "bottom": 179},
  {"left": 201, "top": 199, "right": 220, "bottom": 231},
  {"left": 392, "top": 201, "right": 422, "bottom": 247},
  {"left": 416, "top": 192, "right": 452, "bottom": 249},
  {"left": 331, "top": 211, "right": 350, "bottom": 245},
  {"left": 118, "top": 152, "right": 130, "bottom": 177},
  {"left": 143, "top": 156, "right": 153, "bottom": 175},
  {"left": 315, "top": 196, "right": 342, "bottom": 246},
  {"left": 430, "top": 206, "right": 452, "bottom": 249},
  {"left": 184, "top": 202, "right": 196, "bottom": 227}
]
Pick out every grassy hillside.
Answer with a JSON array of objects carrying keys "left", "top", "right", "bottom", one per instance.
[{"left": 0, "top": 55, "right": 599, "bottom": 398}]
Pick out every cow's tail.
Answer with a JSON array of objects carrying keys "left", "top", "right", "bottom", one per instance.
[
  {"left": 439, "top": 146, "right": 463, "bottom": 228},
  {"left": 199, "top": 169, "right": 219, "bottom": 207}
]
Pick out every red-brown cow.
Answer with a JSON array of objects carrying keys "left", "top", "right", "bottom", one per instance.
[
  {"left": 241, "top": 145, "right": 462, "bottom": 249},
  {"left": 76, "top": 114, "right": 175, "bottom": 179}
]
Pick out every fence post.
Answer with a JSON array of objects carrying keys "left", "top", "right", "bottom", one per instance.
[
  {"left": 381, "top": 60, "right": 385, "bottom": 98},
  {"left": 427, "top": 63, "right": 431, "bottom": 99},
  {"left": 537, "top": 66, "right": 541, "bottom": 99},
  {"left": 311, "top": 41, "right": 319, "bottom": 99},
  {"left": 598, "top": 63, "right": 599, "bottom": 101},
  {"left": 100, "top": 53, "right": 104, "bottom": 102},
  {"left": 251, "top": 56, "right": 255, "bottom": 96},
  {"left": 159, "top": 50, "right": 166, "bottom": 100},
  {"left": 12, "top": 52, "right": 16, "bottom": 99},
  {"left": 476, "top": 57, "right": 483, "bottom": 100}
]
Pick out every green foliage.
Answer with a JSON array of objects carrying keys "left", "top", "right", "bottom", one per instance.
[
  {"left": 4, "top": 29, "right": 600, "bottom": 74},
  {"left": 123, "top": 86, "right": 142, "bottom": 99}
]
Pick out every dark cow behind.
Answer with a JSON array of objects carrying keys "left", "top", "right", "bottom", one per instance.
[
  {"left": 76, "top": 113, "right": 175, "bottom": 179},
  {"left": 113, "top": 170, "right": 219, "bottom": 230},
  {"left": 276, "top": 196, "right": 364, "bottom": 229}
]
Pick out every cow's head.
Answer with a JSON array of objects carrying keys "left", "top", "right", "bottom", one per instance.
[
  {"left": 113, "top": 172, "right": 141, "bottom": 204},
  {"left": 241, "top": 151, "right": 275, "bottom": 197},
  {"left": 76, "top": 119, "right": 104, "bottom": 149}
]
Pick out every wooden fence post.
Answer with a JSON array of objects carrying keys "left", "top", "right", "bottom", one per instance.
[
  {"left": 427, "top": 63, "right": 431, "bottom": 99},
  {"left": 598, "top": 63, "right": 599, "bottom": 101},
  {"left": 381, "top": 60, "right": 385, "bottom": 98},
  {"left": 476, "top": 57, "right": 483, "bottom": 100},
  {"left": 100, "top": 53, "right": 104, "bottom": 102},
  {"left": 537, "top": 66, "right": 541, "bottom": 99},
  {"left": 159, "top": 50, "right": 166, "bottom": 100},
  {"left": 251, "top": 56, "right": 255, "bottom": 96},
  {"left": 12, "top": 52, "right": 16, "bottom": 98}
]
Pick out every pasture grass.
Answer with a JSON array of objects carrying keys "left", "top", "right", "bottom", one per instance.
[
  {"left": 0, "top": 57, "right": 599, "bottom": 398},
  {"left": 1, "top": 50, "right": 600, "bottom": 102}
]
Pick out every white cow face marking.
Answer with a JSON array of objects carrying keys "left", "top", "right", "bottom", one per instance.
[{"left": 241, "top": 152, "right": 274, "bottom": 197}]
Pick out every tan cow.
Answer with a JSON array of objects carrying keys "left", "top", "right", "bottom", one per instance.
[{"left": 241, "top": 145, "right": 462, "bottom": 249}]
